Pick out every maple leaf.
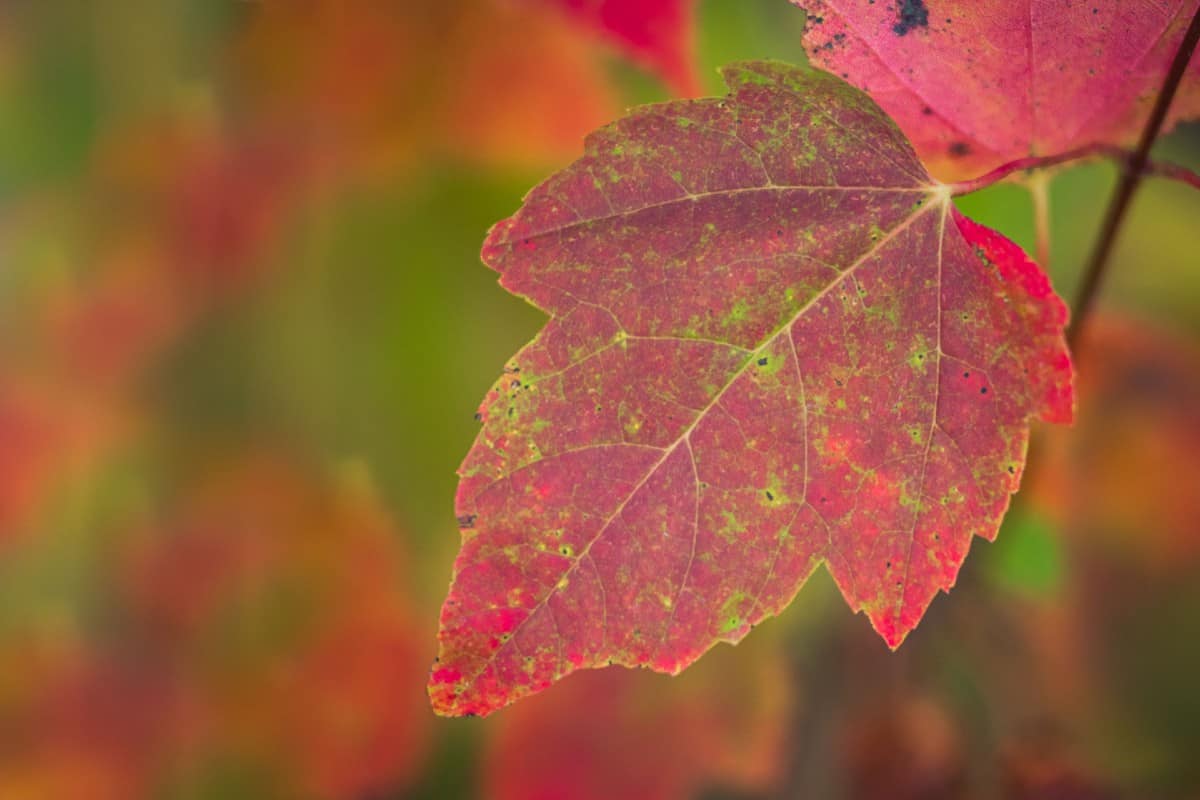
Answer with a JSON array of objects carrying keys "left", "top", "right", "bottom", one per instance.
[
  {"left": 795, "top": 0, "right": 1200, "bottom": 181},
  {"left": 431, "top": 61, "right": 1073, "bottom": 717}
]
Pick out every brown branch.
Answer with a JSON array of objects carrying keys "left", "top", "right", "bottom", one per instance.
[{"left": 1068, "top": 7, "right": 1200, "bottom": 351}]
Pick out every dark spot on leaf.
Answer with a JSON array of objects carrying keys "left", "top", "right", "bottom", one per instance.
[
  {"left": 921, "top": 105, "right": 933, "bottom": 116},
  {"left": 457, "top": 514, "right": 477, "bottom": 530},
  {"left": 473, "top": 412, "right": 482, "bottom": 422},
  {"left": 757, "top": 357, "right": 769, "bottom": 366},
  {"left": 765, "top": 490, "right": 775, "bottom": 501},
  {"left": 980, "top": 386, "right": 988, "bottom": 394},
  {"left": 1007, "top": 466, "right": 1015, "bottom": 474},
  {"left": 892, "top": 0, "right": 929, "bottom": 36},
  {"left": 949, "top": 141, "right": 971, "bottom": 156},
  {"left": 963, "top": 371, "right": 970, "bottom": 378}
]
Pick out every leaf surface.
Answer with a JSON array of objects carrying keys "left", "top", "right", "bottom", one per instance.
[
  {"left": 795, "top": 0, "right": 1200, "bottom": 181},
  {"left": 431, "top": 61, "right": 1073, "bottom": 717}
]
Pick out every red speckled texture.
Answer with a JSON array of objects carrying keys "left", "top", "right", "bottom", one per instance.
[
  {"left": 431, "top": 62, "right": 1073, "bottom": 717},
  {"left": 796, "top": 0, "right": 1200, "bottom": 181}
]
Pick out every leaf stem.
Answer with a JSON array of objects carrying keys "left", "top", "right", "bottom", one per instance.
[
  {"left": 947, "top": 144, "right": 1200, "bottom": 197},
  {"left": 1026, "top": 171, "right": 1053, "bottom": 269},
  {"left": 1068, "top": 7, "right": 1200, "bottom": 351},
  {"left": 1146, "top": 158, "right": 1200, "bottom": 191},
  {"left": 949, "top": 144, "right": 1112, "bottom": 196}
]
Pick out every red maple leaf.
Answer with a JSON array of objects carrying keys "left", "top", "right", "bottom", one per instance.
[{"left": 431, "top": 61, "right": 1072, "bottom": 717}]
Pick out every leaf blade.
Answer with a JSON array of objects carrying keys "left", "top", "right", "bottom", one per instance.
[{"left": 431, "top": 61, "right": 1072, "bottom": 717}]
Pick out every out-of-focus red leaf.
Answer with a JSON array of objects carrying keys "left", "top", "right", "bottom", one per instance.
[
  {"left": 117, "top": 455, "right": 432, "bottom": 799},
  {"left": 794, "top": 1, "right": 1200, "bottom": 181},
  {"left": 41, "top": 243, "right": 183, "bottom": 391},
  {"left": 93, "top": 122, "right": 310, "bottom": 301},
  {"left": 0, "top": 379, "right": 117, "bottom": 543},
  {"left": 1031, "top": 316, "right": 1200, "bottom": 571},
  {"left": 432, "top": 61, "right": 1072, "bottom": 717},
  {"left": 0, "top": 388, "right": 66, "bottom": 539},
  {"left": 442, "top": 4, "right": 624, "bottom": 166},
  {"left": 839, "top": 694, "right": 966, "bottom": 800},
  {"left": 1001, "top": 730, "right": 1120, "bottom": 800},
  {"left": 484, "top": 639, "right": 790, "bottom": 800},
  {"left": 0, "top": 455, "right": 429, "bottom": 799},
  {"left": 533, "top": 0, "right": 700, "bottom": 96},
  {"left": 0, "top": 643, "right": 185, "bottom": 800},
  {"left": 0, "top": 121, "right": 308, "bottom": 544},
  {"left": 232, "top": 0, "right": 619, "bottom": 175},
  {"left": 168, "top": 136, "right": 308, "bottom": 295}
]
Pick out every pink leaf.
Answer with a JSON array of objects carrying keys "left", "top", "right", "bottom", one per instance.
[{"left": 796, "top": 0, "right": 1200, "bottom": 181}]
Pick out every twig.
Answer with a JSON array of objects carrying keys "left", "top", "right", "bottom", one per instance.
[
  {"left": 948, "top": 144, "right": 1200, "bottom": 197},
  {"left": 1067, "top": 7, "right": 1200, "bottom": 351},
  {"left": 1149, "top": 159, "right": 1200, "bottom": 191},
  {"left": 1026, "top": 171, "right": 1053, "bottom": 269},
  {"left": 949, "top": 144, "right": 1112, "bottom": 196}
]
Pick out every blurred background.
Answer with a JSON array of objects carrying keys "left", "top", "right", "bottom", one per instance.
[{"left": 1, "top": 1, "right": 1198, "bottom": 798}]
